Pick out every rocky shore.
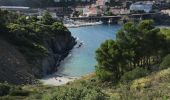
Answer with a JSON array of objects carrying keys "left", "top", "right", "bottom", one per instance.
[{"left": 0, "top": 29, "right": 76, "bottom": 85}]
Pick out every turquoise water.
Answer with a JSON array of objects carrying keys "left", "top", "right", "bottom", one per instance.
[{"left": 57, "top": 24, "right": 121, "bottom": 77}]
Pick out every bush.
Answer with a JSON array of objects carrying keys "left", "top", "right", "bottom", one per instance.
[
  {"left": 9, "top": 89, "right": 29, "bottom": 96},
  {"left": 95, "top": 68, "right": 113, "bottom": 81},
  {"left": 160, "top": 54, "right": 170, "bottom": 69},
  {"left": 42, "top": 87, "right": 107, "bottom": 100},
  {"left": 120, "top": 67, "right": 149, "bottom": 83},
  {"left": 0, "top": 84, "right": 11, "bottom": 96}
]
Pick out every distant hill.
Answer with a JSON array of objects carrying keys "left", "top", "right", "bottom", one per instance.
[
  {"left": 0, "top": 0, "right": 55, "bottom": 8},
  {"left": 0, "top": 0, "right": 93, "bottom": 8}
]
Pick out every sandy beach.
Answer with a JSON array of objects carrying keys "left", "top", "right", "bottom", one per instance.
[{"left": 40, "top": 73, "right": 78, "bottom": 86}]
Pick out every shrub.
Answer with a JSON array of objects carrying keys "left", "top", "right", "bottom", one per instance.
[
  {"left": 160, "top": 54, "right": 170, "bottom": 69},
  {"left": 0, "top": 84, "right": 11, "bottom": 96},
  {"left": 120, "top": 67, "right": 149, "bottom": 83},
  {"left": 95, "top": 68, "right": 113, "bottom": 81},
  {"left": 42, "top": 87, "right": 107, "bottom": 100},
  {"left": 9, "top": 90, "right": 29, "bottom": 96}
]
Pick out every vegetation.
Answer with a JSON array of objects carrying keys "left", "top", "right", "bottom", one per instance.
[
  {"left": 0, "top": 83, "right": 29, "bottom": 97},
  {"left": 1, "top": 10, "right": 50, "bottom": 63},
  {"left": 42, "top": 87, "right": 106, "bottom": 100},
  {"left": 0, "top": 0, "right": 94, "bottom": 7},
  {"left": 0, "top": 66, "right": 170, "bottom": 100},
  {"left": 160, "top": 54, "right": 170, "bottom": 69},
  {"left": 96, "top": 20, "right": 170, "bottom": 82},
  {"left": 0, "top": 9, "right": 74, "bottom": 79},
  {"left": 1, "top": 8, "right": 170, "bottom": 99},
  {"left": 120, "top": 67, "right": 149, "bottom": 83}
]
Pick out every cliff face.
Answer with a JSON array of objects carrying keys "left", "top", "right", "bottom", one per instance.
[
  {"left": 0, "top": 10, "right": 76, "bottom": 84},
  {"left": 41, "top": 31, "right": 76, "bottom": 76},
  {"left": 0, "top": 39, "right": 35, "bottom": 84},
  {"left": 0, "top": 31, "right": 76, "bottom": 84}
]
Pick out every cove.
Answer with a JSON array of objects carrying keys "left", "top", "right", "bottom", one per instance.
[{"left": 56, "top": 24, "right": 121, "bottom": 77}]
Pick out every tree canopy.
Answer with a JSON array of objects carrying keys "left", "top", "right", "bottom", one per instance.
[{"left": 95, "top": 20, "right": 169, "bottom": 82}]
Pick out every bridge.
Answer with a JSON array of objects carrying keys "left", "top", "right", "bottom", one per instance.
[{"left": 70, "top": 12, "right": 161, "bottom": 23}]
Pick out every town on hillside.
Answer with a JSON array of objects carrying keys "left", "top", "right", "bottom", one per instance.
[{"left": 1, "top": 0, "right": 170, "bottom": 26}]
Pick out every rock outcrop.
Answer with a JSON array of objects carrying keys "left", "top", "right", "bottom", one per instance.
[
  {"left": 0, "top": 31, "right": 76, "bottom": 84},
  {"left": 0, "top": 39, "right": 35, "bottom": 84},
  {"left": 41, "top": 31, "right": 76, "bottom": 76}
]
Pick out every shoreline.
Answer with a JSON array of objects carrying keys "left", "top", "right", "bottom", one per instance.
[
  {"left": 64, "top": 21, "right": 103, "bottom": 28},
  {"left": 40, "top": 73, "right": 79, "bottom": 86},
  {"left": 40, "top": 37, "right": 83, "bottom": 86}
]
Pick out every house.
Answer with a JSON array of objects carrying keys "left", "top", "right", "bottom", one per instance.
[
  {"left": 82, "top": 6, "right": 102, "bottom": 16},
  {"left": 130, "top": 1, "right": 154, "bottom": 13},
  {"left": 161, "top": 9, "right": 170, "bottom": 16},
  {"left": 47, "top": 7, "right": 73, "bottom": 17},
  {"left": 96, "top": 0, "right": 110, "bottom": 7},
  {"left": 110, "top": 7, "right": 130, "bottom": 15}
]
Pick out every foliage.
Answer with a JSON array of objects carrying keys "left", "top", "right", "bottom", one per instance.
[
  {"left": 51, "top": 22, "right": 68, "bottom": 32},
  {"left": 160, "top": 54, "right": 170, "bottom": 69},
  {"left": 0, "top": 84, "right": 11, "bottom": 96},
  {"left": 42, "top": 87, "right": 106, "bottom": 100},
  {"left": 0, "top": 0, "right": 95, "bottom": 7},
  {"left": 96, "top": 68, "right": 113, "bottom": 81},
  {"left": 72, "top": 11, "right": 82, "bottom": 17},
  {"left": 96, "top": 40, "right": 130, "bottom": 82},
  {"left": 1, "top": 68, "right": 170, "bottom": 99},
  {"left": 120, "top": 67, "right": 149, "bottom": 83},
  {"left": 0, "top": 10, "right": 72, "bottom": 78},
  {"left": 41, "top": 11, "right": 55, "bottom": 25},
  {"left": 9, "top": 90, "right": 29, "bottom": 96},
  {"left": 96, "top": 20, "right": 168, "bottom": 82},
  {"left": 0, "top": 83, "right": 29, "bottom": 97}
]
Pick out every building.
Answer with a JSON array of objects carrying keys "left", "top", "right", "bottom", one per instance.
[
  {"left": 82, "top": 5, "right": 102, "bottom": 16},
  {"left": 130, "top": 1, "right": 154, "bottom": 13},
  {"left": 161, "top": 9, "right": 170, "bottom": 16},
  {"left": 110, "top": 7, "right": 130, "bottom": 15},
  {"left": 47, "top": 7, "right": 73, "bottom": 17},
  {"left": 96, "top": 0, "right": 110, "bottom": 7}
]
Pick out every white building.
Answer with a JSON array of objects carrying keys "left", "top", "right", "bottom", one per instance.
[
  {"left": 161, "top": 9, "right": 170, "bottom": 16},
  {"left": 130, "top": 1, "right": 154, "bottom": 13}
]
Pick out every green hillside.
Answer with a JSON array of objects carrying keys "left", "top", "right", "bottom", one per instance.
[{"left": 0, "top": 67, "right": 170, "bottom": 100}]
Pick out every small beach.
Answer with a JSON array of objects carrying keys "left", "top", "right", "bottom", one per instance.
[
  {"left": 40, "top": 24, "right": 120, "bottom": 86},
  {"left": 40, "top": 73, "right": 78, "bottom": 86}
]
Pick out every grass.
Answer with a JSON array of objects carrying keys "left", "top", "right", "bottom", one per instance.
[{"left": 0, "top": 68, "right": 170, "bottom": 100}]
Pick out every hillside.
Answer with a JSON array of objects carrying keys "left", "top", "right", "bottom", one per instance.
[
  {"left": 0, "top": 39, "right": 35, "bottom": 84},
  {"left": 0, "top": 10, "right": 76, "bottom": 84},
  {"left": 0, "top": 68, "right": 170, "bottom": 99}
]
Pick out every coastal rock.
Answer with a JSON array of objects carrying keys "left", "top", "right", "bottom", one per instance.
[
  {"left": 0, "top": 31, "right": 76, "bottom": 84},
  {"left": 36, "top": 31, "right": 76, "bottom": 77},
  {"left": 0, "top": 39, "right": 35, "bottom": 84}
]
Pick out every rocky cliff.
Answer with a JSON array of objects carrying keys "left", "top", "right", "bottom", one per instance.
[
  {"left": 0, "top": 30, "right": 76, "bottom": 84},
  {"left": 0, "top": 10, "right": 76, "bottom": 84},
  {"left": 0, "top": 39, "right": 35, "bottom": 84},
  {"left": 36, "top": 31, "right": 76, "bottom": 77}
]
